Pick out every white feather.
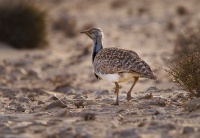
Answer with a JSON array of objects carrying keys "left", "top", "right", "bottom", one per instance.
[{"left": 96, "top": 72, "right": 140, "bottom": 83}]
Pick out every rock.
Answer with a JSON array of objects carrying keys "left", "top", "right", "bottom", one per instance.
[
  {"left": 1, "top": 88, "right": 17, "bottom": 99},
  {"left": 94, "top": 90, "right": 109, "bottom": 96},
  {"left": 55, "top": 85, "right": 74, "bottom": 93},
  {"left": 140, "top": 93, "right": 153, "bottom": 99},
  {"left": 16, "top": 105, "right": 25, "bottom": 112},
  {"left": 137, "top": 103, "right": 149, "bottom": 109},
  {"left": 32, "top": 106, "right": 44, "bottom": 112},
  {"left": 182, "top": 126, "right": 195, "bottom": 134},
  {"left": 164, "top": 123, "right": 176, "bottom": 130},
  {"left": 45, "top": 125, "right": 75, "bottom": 138},
  {"left": 165, "top": 105, "right": 177, "bottom": 111},
  {"left": 73, "top": 94, "right": 85, "bottom": 100},
  {"left": 54, "top": 109, "right": 68, "bottom": 117},
  {"left": 48, "top": 94, "right": 59, "bottom": 101},
  {"left": 45, "top": 100, "right": 68, "bottom": 110},
  {"left": 37, "top": 100, "right": 45, "bottom": 105},
  {"left": 119, "top": 95, "right": 126, "bottom": 101},
  {"left": 18, "top": 96, "right": 29, "bottom": 103},
  {"left": 176, "top": 93, "right": 185, "bottom": 98},
  {"left": 111, "top": 128, "right": 140, "bottom": 138},
  {"left": 146, "top": 87, "right": 160, "bottom": 92},
  {"left": 67, "top": 89, "right": 77, "bottom": 95},
  {"left": 138, "top": 121, "right": 147, "bottom": 127},
  {"left": 74, "top": 127, "right": 92, "bottom": 138},
  {"left": 149, "top": 97, "right": 166, "bottom": 107},
  {"left": 95, "top": 95, "right": 103, "bottom": 99},
  {"left": 117, "top": 108, "right": 126, "bottom": 113},
  {"left": 27, "top": 93, "right": 35, "bottom": 101},
  {"left": 185, "top": 98, "right": 200, "bottom": 112},
  {"left": 101, "top": 98, "right": 115, "bottom": 103},
  {"left": 26, "top": 69, "right": 41, "bottom": 79},
  {"left": 127, "top": 111, "right": 138, "bottom": 115}
]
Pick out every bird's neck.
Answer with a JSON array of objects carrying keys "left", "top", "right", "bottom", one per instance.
[{"left": 92, "top": 36, "right": 103, "bottom": 62}]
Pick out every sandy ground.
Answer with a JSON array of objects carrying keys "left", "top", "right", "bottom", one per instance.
[{"left": 0, "top": 0, "right": 200, "bottom": 137}]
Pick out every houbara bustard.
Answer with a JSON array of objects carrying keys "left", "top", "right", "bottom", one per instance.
[{"left": 81, "top": 28, "right": 156, "bottom": 105}]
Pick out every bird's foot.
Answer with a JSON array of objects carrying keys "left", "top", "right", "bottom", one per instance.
[{"left": 126, "top": 94, "right": 132, "bottom": 102}]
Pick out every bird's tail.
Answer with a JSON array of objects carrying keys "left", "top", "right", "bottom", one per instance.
[{"left": 146, "top": 73, "right": 157, "bottom": 80}]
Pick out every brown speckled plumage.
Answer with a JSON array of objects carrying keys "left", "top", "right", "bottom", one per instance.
[
  {"left": 93, "top": 47, "right": 156, "bottom": 79},
  {"left": 81, "top": 27, "right": 156, "bottom": 105}
]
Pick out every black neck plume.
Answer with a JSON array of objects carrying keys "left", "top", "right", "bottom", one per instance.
[{"left": 92, "top": 36, "right": 103, "bottom": 62}]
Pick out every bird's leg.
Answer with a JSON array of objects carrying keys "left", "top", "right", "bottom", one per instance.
[
  {"left": 127, "top": 77, "right": 139, "bottom": 102},
  {"left": 113, "top": 82, "right": 120, "bottom": 105},
  {"left": 114, "top": 85, "right": 122, "bottom": 93}
]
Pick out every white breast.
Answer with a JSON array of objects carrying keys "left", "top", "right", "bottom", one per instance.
[
  {"left": 98, "top": 73, "right": 120, "bottom": 82},
  {"left": 96, "top": 72, "right": 139, "bottom": 83}
]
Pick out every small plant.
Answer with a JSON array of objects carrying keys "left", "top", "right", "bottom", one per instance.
[
  {"left": 74, "top": 100, "right": 84, "bottom": 108},
  {"left": 82, "top": 113, "right": 96, "bottom": 121},
  {"left": 176, "top": 5, "right": 188, "bottom": 16},
  {"left": 168, "top": 25, "right": 200, "bottom": 97},
  {"left": 0, "top": 1, "right": 47, "bottom": 49},
  {"left": 167, "top": 52, "right": 200, "bottom": 97}
]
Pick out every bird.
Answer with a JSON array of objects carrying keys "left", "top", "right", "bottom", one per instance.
[{"left": 81, "top": 27, "right": 156, "bottom": 105}]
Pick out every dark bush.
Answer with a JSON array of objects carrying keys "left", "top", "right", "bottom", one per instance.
[
  {"left": 168, "top": 25, "right": 200, "bottom": 97},
  {"left": 0, "top": 1, "right": 47, "bottom": 49},
  {"left": 168, "top": 52, "right": 200, "bottom": 97}
]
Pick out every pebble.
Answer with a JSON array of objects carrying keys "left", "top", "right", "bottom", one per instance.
[
  {"left": 54, "top": 109, "right": 68, "bottom": 117},
  {"left": 16, "top": 105, "right": 25, "bottom": 112},
  {"left": 45, "top": 100, "right": 68, "bottom": 110},
  {"left": 127, "top": 111, "right": 138, "bottom": 115},
  {"left": 149, "top": 97, "right": 166, "bottom": 107},
  {"left": 94, "top": 90, "right": 109, "bottom": 96},
  {"left": 67, "top": 89, "right": 76, "bottom": 95},
  {"left": 185, "top": 98, "right": 200, "bottom": 112},
  {"left": 111, "top": 128, "right": 140, "bottom": 138},
  {"left": 182, "top": 126, "right": 195, "bottom": 134},
  {"left": 117, "top": 108, "right": 126, "bottom": 113},
  {"left": 176, "top": 93, "right": 185, "bottom": 98},
  {"left": 48, "top": 94, "right": 59, "bottom": 101},
  {"left": 37, "top": 100, "right": 45, "bottom": 105},
  {"left": 73, "top": 94, "right": 85, "bottom": 100},
  {"left": 18, "top": 96, "right": 29, "bottom": 103},
  {"left": 146, "top": 87, "right": 160, "bottom": 92}
]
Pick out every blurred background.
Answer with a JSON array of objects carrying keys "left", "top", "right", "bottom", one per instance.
[{"left": 0, "top": 0, "right": 200, "bottom": 92}]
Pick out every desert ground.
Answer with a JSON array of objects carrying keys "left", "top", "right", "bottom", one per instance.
[{"left": 0, "top": 0, "right": 200, "bottom": 138}]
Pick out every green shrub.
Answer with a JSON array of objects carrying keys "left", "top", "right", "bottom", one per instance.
[
  {"left": 168, "top": 52, "right": 200, "bottom": 97},
  {"left": 0, "top": 1, "right": 47, "bottom": 49}
]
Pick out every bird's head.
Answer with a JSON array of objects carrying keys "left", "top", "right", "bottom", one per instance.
[{"left": 81, "top": 27, "right": 103, "bottom": 41}]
